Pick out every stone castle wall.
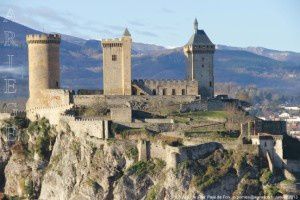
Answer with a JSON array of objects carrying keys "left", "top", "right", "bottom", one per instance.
[
  {"left": 73, "top": 95, "right": 197, "bottom": 107},
  {"left": 60, "top": 114, "right": 110, "bottom": 139},
  {"left": 110, "top": 107, "right": 132, "bottom": 123},
  {"left": 26, "top": 89, "right": 73, "bottom": 124},
  {"left": 132, "top": 79, "right": 198, "bottom": 96},
  {"left": 138, "top": 140, "right": 222, "bottom": 168},
  {"left": 26, "top": 104, "right": 73, "bottom": 125}
]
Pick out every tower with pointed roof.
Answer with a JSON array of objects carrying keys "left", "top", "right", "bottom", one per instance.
[
  {"left": 184, "top": 19, "right": 215, "bottom": 99},
  {"left": 101, "top": 28, "right": 132, "bottom": 95}
]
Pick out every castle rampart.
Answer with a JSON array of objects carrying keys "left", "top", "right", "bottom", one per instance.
[
  {"left": 137, "top": 140, "right": 222, "bottom": 168},
  {"left": 132, "top": 79, "right": 198, "bottom": 96},
  {"left": 60, "top": 114, "right": 110, "bottom": 139}
]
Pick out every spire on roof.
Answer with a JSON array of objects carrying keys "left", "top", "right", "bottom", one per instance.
[
  {"left": 194, "top": 18, "right": 198, "bottom": 32},
  {"left": 123, "top": 28, "right": 131, "bottom": 37}
]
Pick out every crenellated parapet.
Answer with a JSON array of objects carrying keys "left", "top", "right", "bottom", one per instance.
[
  {"left": 101, "top": 38, "right": 123, "bottom": 47},
  {"left": 132, "top": 79, "right": 199, "bottom": 96},
  {"left": 26, "top": 34, "right": 61, "bottom": 44},
  {"left": 183, "top": 44, "right": 215, "bottom": 53}
]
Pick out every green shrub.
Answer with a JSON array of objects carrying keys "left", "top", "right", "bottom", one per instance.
[
  {"left": 192, "top": 150, "right": 234, "bottom": 191},
  {"left": 146, "top": 184, "right": 160, "bottom": 200},
  {"left": 260, "top": 169, "right": 273, "bottom": 184},
  {"left": 264, "top": 185, "right": 279, "bottom": 197},
  {"left": 24, "top": 180, "right": 34, "bottom": 199},
  {"left": 127, "top": 159, "right": 165, "bottom": 177},
  {"left": 125, "top": 146, "right": 138, "bottom": 160}
]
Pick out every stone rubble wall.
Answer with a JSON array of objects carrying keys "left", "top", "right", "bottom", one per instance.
[
  {"left": 26, "top": 104, "right": 73, "bottom": 125},
  {"left": 110, "top": 107, "right": 132, "bottom": 123},
  {"left": 138, "top": 140, "right": 222, "bottom": 169},
  {"left": 132, "top": 79, "right": 199, "bottom": 95},
  {"left": 73, "top": 95, "right": 197, "bottom": 107},
  {"left": 60, "top": 114, "right": 110, "bottom": 139}
]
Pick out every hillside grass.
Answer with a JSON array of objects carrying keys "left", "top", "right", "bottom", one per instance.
[{"left": 172, "top": 111, "right": 228, "bottom": 122}]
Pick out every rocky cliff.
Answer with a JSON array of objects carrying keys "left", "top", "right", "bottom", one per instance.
[{"left": 0, "top": 117, "right": 283, "bottom": 199}]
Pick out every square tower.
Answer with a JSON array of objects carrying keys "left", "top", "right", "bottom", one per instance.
[
  {"left": 101, "top": 29, "right": 132, "bottom": 95},
  {"left": 184, "top": 19, "right": 215, "bottom": 99}
]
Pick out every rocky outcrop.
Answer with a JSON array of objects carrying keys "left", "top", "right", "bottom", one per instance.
[{"left": 0, "top": 120, "right": 267, "bottom": 200}]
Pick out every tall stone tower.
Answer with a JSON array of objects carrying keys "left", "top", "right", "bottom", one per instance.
[
  {"left": 102, "top": 28, "right": 132, "bottom": 95},
  {"left": 26, "top": 34, "right": 61, "bottom": 108},
  {"left": 184, "top": 19, "right": 215, "bottom": 99}
]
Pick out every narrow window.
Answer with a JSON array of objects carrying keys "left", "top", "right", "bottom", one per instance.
[
  {"left": 202, "top": 64, "right": 204, "bottom": 68},
  {"left": 163, "top": 88, "right": 167, "bottom": 95},
  {"left": 172, "top": 89, "right": 176, "bottom": 95},
  {"left": 112, "top": 55, "right": 117, "bottom": 61},
  {"left": 182, "top": 89, "right": 186, "bottom": 95},
  {"left": 56, "top": 81, "right": 59, "bottom": 88},
  {"left": 209, "top": 81, "right": 212, "bottom": 87},
  {"left": 152, "top": 89, "right": 156, "bottom": 95}
]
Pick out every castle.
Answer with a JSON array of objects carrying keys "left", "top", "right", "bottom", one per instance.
[
  {"left": 1, "top": 20, "right": 299, "bottom": 190},
  {"left": 100, "top": 18, "right": 215, "bottom": 98},
  {"left": 102, "top": 19, "right": 215, "bottom": 99},
  {"left": 24, "top": 19, "right": 215, "bottom": 110},
  {"left": 24, "top": 19, "right": 216, "bottom": 125}
]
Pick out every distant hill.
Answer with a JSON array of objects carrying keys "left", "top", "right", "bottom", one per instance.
[
  {"left": 1, "top": 16, "right": 300, "bottom": 99},
  {"left": 216, "top": 45, "right": 300, "bottom": 65}
]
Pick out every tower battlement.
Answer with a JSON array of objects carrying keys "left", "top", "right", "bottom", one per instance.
[
  {"left": 26, "top": 34, "right": 61, "bottom": 44},
  {"left": 102, "top": 38, "right": 122, "bottom": 43}
]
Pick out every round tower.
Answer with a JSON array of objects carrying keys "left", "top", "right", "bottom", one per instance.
[{"left": 26, "top": 34, "right": 61, "bottom": 108}]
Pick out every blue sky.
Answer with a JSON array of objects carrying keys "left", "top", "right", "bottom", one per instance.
[{"left": 1, "top": 0, "right": 300, "bottom": 51}]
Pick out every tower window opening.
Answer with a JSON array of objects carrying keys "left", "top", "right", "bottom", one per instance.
[
  {"left": 182, "top": 89, "right": 186, "bottom": 95},
  {"left": 56, "top": 81, "right": 59, "bottom": 88},
  {"left": 172, "top": 89, "right": 176, "bottom": 95},
  {"left": 112, "top": 55, "right": 117, "bottom": 61},
  {"left": 202, "top": 64, "right": 204, "bottom": 68},
  {"left": 163, "top": 88, "right": 167, "bottom": 95},
  {"left": 210, "top": 81, "right": 212, "bottom": 87},
  {"left": 152, "top": 89, "right": 156, "bottom": 95}
]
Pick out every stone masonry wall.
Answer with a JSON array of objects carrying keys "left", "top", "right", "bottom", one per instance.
[
  {"left": 137, "top": 140, "right": 222, "bottom": 169},
  {"left": 132, "top": 79, "right": 198, "bottom": 96},
  {"left": 60, "top": 115, "right": 110, "bottom": 139},
  {"left": 26, "top": 104, "right": 73, "bottom": 125},
  {"left": 73, "top": 95, "right": 197, "bottom": 107}
]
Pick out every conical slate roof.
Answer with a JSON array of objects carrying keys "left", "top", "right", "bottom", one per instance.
[
  {"left": 186, "top": 18, "right": 213, "bottom": 46},
  {"left": 123, "top": 28, "right": 131, "bottom": 36},
  {"left": 186, "top": 30, "right": 213, "bottom": 46}
]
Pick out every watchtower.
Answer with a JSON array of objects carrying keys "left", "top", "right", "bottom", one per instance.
[
  {"left": 26, "top": 34, "right": 61, "bottom": 108},
  {"left": 101, "top": 28, "right": 132, "bottom": 95},
  {"left": 183, "top": 19, "right": 215, "bottom": 99}
]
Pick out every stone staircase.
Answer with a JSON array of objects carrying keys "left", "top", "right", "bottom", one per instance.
[{"left": 131, "top": 81, "right": 153, "bottom": 95}]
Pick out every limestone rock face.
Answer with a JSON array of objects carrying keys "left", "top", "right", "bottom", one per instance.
[
  {"left": 39, "top": 132, "right": 130, "bottom": 200},
  {"left": 1, "top": 129, "right": 265, "bottom": 200}
]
